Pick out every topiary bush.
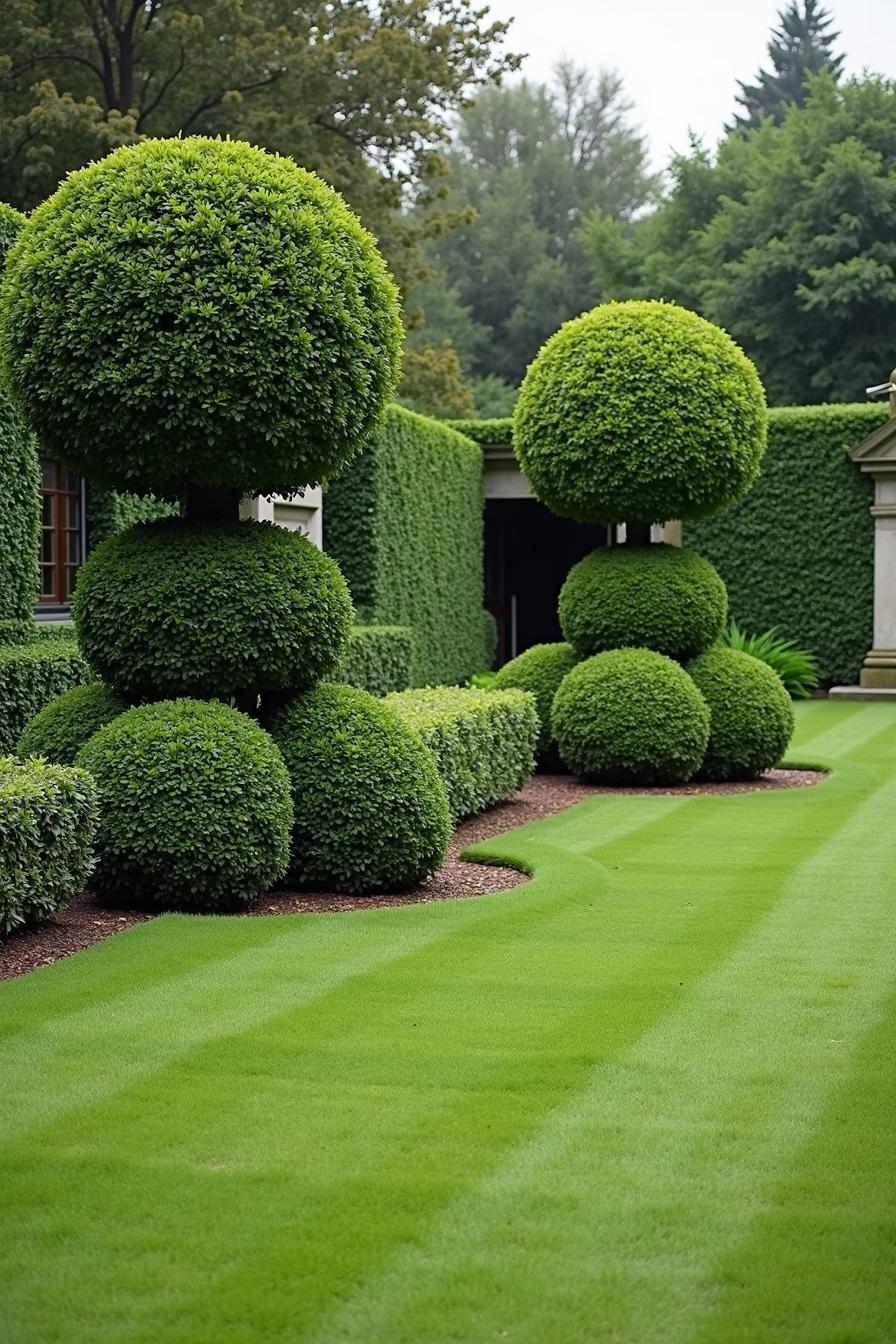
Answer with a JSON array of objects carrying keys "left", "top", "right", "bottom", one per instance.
[
  {"left": 551, "top": 648, "right": 710, "bottom": 785},
  {"left": 687, "top": 645, "right": 795, "bottom": 781},
  {"left": 337, "top": 625, "right": 415, "bottom": 696},
  {"left": 558, "top": 544, "right": 728, "bottom": 662},
  {"left": 385, "top": 686, "right": 538, "bottom": 820},
  {"left": 0, "top": 640, "right": 92, "bottom": 754},
  {"left": 0, "top": 756, "right": 96, "bottom": 936},
  {"left": 18, "top": 682, "right": 126, "bottom": 765},
  {"left": 492, "top": 642, "right": 580, "bottom": 765},
  {"left": 76, "top": 700, "right": 292, "bottom": 910},
  {"left": 268, "top": 683, "right": 451, "bottom": 893},
  {"left": 514, "top": 300, "right": 766, "bottom": 525},
  {"left": 74, "top": 519, "right": 353, "bottom": 701},
  {"left": 1, "top": 137, "right": 402, "bottom": 500}
]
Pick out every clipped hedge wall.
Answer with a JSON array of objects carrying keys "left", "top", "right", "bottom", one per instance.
[
  {"left": 0, "top": 640, "right": 92, "bottom": 754},
  {"left": 385, "top": 685, "right": 538, "bottom": 820},
  {"left": 0, "top": 391, "right": 39, "bottom": 624},
  {"left": 444, "top": 417, "right": 513, "bottom": 446},
  {"left": 337, "top": 625, "right": 415, "bottom": 696},
  {"left": 686, "top": 404, "right": 886, "bottom": 686},
  {"left": 324, "top": 405, "right": 488, "bottom": 686},
  {"left": 87, "top": 486, "right": 177, "bottom": 550}
]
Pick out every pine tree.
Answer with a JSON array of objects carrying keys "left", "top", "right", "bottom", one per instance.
[{"left": 732, "top": 1, "right": 845, "bottom": 129}]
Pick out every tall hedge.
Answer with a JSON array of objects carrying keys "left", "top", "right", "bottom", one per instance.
[
  {"left": 0, "top": 394, "right": 38, "bottom": 623},
  {"left": 685, "top": 404, "right": 886, "bottom": 686},
  {"left": 324, "top": 405, "right": 487, "bottom": 686}
]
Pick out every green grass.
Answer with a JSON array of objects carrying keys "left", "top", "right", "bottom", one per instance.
[{"left": 1, "top": 700, "right": 895, "bottom": 1343}]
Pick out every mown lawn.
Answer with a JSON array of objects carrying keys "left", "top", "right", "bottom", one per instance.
[{"left": 2, "top": 700, "right": 895, "bottom": 1343}]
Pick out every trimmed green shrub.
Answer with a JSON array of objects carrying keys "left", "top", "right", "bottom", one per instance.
[
  {"left": 87, "top": 485, "right": 178, "bottom": 550},
  {"left": 0, "top": 756, "right": 96, "bottom": 936},
  {"left": 559, "top": 545, "right": 728, "bottom": 661},
  {"left": 385, "top": 686, "right": 538, "bottom": 820},
  {"left": 514, "top": 300, "right": 767, "bottom": 524},
  {"left": 492, "top": 642, "right": 580, "bottom": 763},
  {"left": 76, "top": 700, "right": 292, "bottom": 910},
  {"left": 686, "top": 403, "right": 886, "bottom": 685},
  {"left": 1, "top": 136, "right": 402, "bottom": 499},
  {"left": 552, "top": 648, "right": 710, "bottom": 784},
  {"left": 0, "top": 391, "right": 39, "bottom": 624},
  {"left": 0, "top": 640, "right": 92, "bottom": 754},
  {"left": 0, "top": 622, "right": 78, "bottom": 646},
  {"left": 721, "top": 620, "right": 820, "bottom": 699},
  {"left": 445, "top": 417, "right": 513, "bottom": 446},
  {"left": 0, "top": 202, "right": 25, "bottom": 268},
  {"left": 324, "top": 405, "right": 488, "bottom": 686},
  {"left": 74, "top": 519, "right": 353, "bottom": 700},
  {"left": 687, "top": 646, "right": 795, "bottom": 781},
  {"left": 268, "top": 683, "right": 451, "bottom": 893},
  {"left": 337, "top": 625, "right": 415, "bottom": 696},
  {"left": 18, "top": 682, "right": 126, "bottom": 765}
]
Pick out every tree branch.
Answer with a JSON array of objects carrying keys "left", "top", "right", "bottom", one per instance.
[{"left": 180, "top": 72, "right": 282, "bottom": 133}]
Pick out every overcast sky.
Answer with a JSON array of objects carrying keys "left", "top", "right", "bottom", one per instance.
[{"left": 483, "top": 0, "right": 896, "bottom": 168}]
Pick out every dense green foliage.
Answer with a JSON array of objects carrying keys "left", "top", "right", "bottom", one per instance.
[
  {"left": 385, "top": 686, "right": 538, "bottom": 820},
  {"left": 444, "top": 417, "right": 513, "bottom": 445},
  {"left": 514, "top": 301, "right": 767, "bottom": 524},
  {"left": 688, "top": 646, "right": 795, "bottom": 781},
  {"left": 492, "top": 642, "right": 579, "bottom": 762},
  {"left": 17, "top": 683, "right": 126, "bottom": 766},
  {"left": 74, "top": 520, "right": 353, "bottom": 701},
  {"left": 77, "top": 700, "right": 291, "bottom": 910},
  {"left": 722, "top": 620, "right": 821, "bottom": 699},
  {"left": 86, "top": 487, "right": 177, "bottom": 550},
  {"left": 268, "top": 683, "right": 451, "bottom": 893},
  {"left": 559, "top": 545, "right": 728, "bottom": 661},
  {"left": 686, "top": 404, "right": 884, "bottom": 685},
  {"left": 0, "top": 202, "right": 25, "bottom": 265},
  {"left": 732, "top": 1, "right": 844, "bottom": 129},
  {"left": 338, "top": 626, "right": 415, "bottom": 697},
  {"left": 325, "top": 405, "right": 488, "bottom": 685},
  {"left": 551, "top": 648, "right": 710, "bottom": 784},
  {"left": 0, "top": 755, "right": 95, "bottom": 935},
  {"left": 0, "top": 622, "right": 77, "bottom": 646},
  {"left": 0, "top": 640, "right": 91, "bottom": 755},
  {"left": 1, "top": 137, "right": 402, "bottom": 498},
  {"left": 0, "top": 390, "right": 38, "bottom": 624}
]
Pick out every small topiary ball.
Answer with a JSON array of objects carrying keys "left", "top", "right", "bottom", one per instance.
[
  {"left": 1, "top": 137, "right": 402, "bottom": 498},
  {"left": 551, "top": 648, "right": 710, "bottom": 785},
  {"left": 492, "top": 642, "right": 579, "bottom": 764},
  {"left": 17, "top": 682, "right": 126, "bottom": 765},
  {"left": 76, "top": 699, "right": 292, "bottom": 910},
  {"left": 559, "top": 544, "right": 728, "bottom": 662},
  {"left": 74, "top": 518, "right": 354, "bottom": 701},
  {"left": 268, "top": 683, "right": 451, "bottom": 894},
  {"left": 687, "top": 645, "right": 795, "bottom": 781},
  {"left": 514, "top": 300, "right": 766, "bottom": 524}
]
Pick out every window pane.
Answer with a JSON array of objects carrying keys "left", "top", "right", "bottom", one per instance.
[
  {"left": 41, "top": 459, "right": 55, "bottom": 489},
  {"left": 67, "top": 495, "right": 81, "bottom": 529},
  {"left": 67, "top": 531, "right": 81, "bottom": 564},
  {"left": 41, "top": 495, "right": 53, "bottom": 525},
  {"left": 41, "top": 566, "right": 56, "bottom": 597},
  {"left": 65, "top": 566, "right": 79, "bottom": 600},
  {"left": 41, "top": 529, "right": 54, "bottom": 563},
  {"left": 63, "top": 468, "right": 80, "bottom": 492}
]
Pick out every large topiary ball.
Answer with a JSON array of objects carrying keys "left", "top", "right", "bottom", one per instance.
[
  {"left": 492, "top": 642, "right": 579, "bottom": 764},
  {"left": 559, "top": 544, "right": 728, "bottom": 662},
  {"left": 687, "top": 645, "right": 795, "bottom": 781},
  {"left": 76, "top": 699, "right": 292, "bottom": 910},
  {"left": 551, "top": 648, "right": 710, "bottom": 785},
  {"left": 514, "top": 300, "right": 766, "bottom": 524},
  {"left": 268, "top": 683, "right": 451, "bottom": 894},
  {"left": 1, "top": 137, "right": 402, "bottom": 498},
  {"left": 18, "top": 682, "right": 126, "bottom": 765},
  {"left": 73, "top": 518, "right": 354, "bottom": 700}
]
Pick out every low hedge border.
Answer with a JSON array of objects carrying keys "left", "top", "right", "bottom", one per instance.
[
  {"left": 0, "top": 620, "right": 78, "bottom": 647},
  {"left": 0, "top": 640, "right": 92, "bottom": 755},
  {"left": 338, "top": 625, "right": 415, "bottom": 696}
]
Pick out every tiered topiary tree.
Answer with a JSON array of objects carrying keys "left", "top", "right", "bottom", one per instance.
[
  {"left": 4, "top": 136, "right": 450, "bottom": 903},
  {"left": 513, "top": 299, "right": 793, "bottom": 783}
]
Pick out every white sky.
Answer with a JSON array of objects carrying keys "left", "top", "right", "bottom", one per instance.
[{"left": 484, "top": 0, "right": 896, "bottom": 168}]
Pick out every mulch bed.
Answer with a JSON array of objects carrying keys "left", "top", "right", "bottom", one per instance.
[{"left": 0, "top": 767, "right": 824, "bottom": 982}]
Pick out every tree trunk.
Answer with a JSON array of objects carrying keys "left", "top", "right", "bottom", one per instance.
[
  {"left": 624, "top": 521, "right": 652, "bottom": 546},
  {"left": 183, "top": 485, "right": 242, "bottom": 524}
]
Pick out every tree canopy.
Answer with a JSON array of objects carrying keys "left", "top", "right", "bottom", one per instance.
[{"left": 732, "top": 0, "right": 844, "bottom": 130}]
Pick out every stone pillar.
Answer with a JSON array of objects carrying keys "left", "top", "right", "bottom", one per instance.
[{"left": 850, "top": 367, "right": 896, "bottom": 691}]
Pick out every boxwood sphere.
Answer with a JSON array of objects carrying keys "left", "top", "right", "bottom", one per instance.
[
  {"left": 559, "top": 544, "right": 728, "bottom": 661},
  {"left": 687, "top": 645, "right": 795, "bottom": 781},
  {"left": 73, "top": 518, "right": 354, "bottom": 700},
  {"left": 492, "top": 642, "right": 579, "bottom": 762},
  {"left": 76, "top": 699, "right": 292, "bottom": 910},
  {"left": 1, "top": 137, "right": 402, "bottom": 498},
  {"left": 268, "top": 683, "right": 451, "bottom": 894},
  {"left": 514, "top": 300, "right": 767, "bottom": 524},
  {"left": 18, "top": 682, "right": 126, "bottom": 765},
  {"left": 551, "top": 648, "right": 710, "bottom": 785}
]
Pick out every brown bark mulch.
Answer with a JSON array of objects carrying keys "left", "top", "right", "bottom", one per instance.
[{"left": 0, "top": 767, "right": 824, "bottom": 982}]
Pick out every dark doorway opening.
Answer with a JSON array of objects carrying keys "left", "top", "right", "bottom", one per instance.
[{"left": 485, "top": 498, "right": 607, "bottom": 666}]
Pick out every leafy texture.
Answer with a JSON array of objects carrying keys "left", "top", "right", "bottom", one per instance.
[
  {"left": 551, "top": 648, "right": 710, "bottom": 784},
  {"left": 86, "top": 486, "right": 177, "bottom": 550},
  {"left": 268, "top": 683, "right": 450, "bottom": 894},
  {"left": 559, "top": 545, "right": 727, "bottom": 662},
  {"left": 492, "top": 642, "right": 580, "bottom": 763},
  {"left": 0, "top": 390, "right": 38, "bottom": 624},
  {"left": 721, "top": 621, "right": 820, "bottom": 699},
  {"left": 733, "top": 0, "right": 845, "bottom": 130},
  {"left": 324, "top": 405, "right": 488, "bottom": 686},
  {"left": 0, "top": 756, "right": 95, "bottom": 935},
  {"left": 444, "top": 417, "right": 513, "bottom": 445},
  {"left": 385, "top": 686, "right": 537, "bottom": 820},
  {"left": 76, "top": 700, "right": 292, "bottom": 911},
  {"left": 0, "top": 640, "right": 92, "bottom": 755},
  {"left": 74, "top": 519, "right": 353, "bottom": 701},
  {"left": 337, "top": 626, "right": 415, "bottom": 697},
  {"left": 1, "top": 137, "right": 402, "bottom": 498},
  {"left": 688, "top": 646, "right": 795, "bottom": 781},
  {"left": 514, "top": 301, "right": 767, "bottom": 524},
  {"left": 17, "top": 682, "right": 126, "bottom": 766}
]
